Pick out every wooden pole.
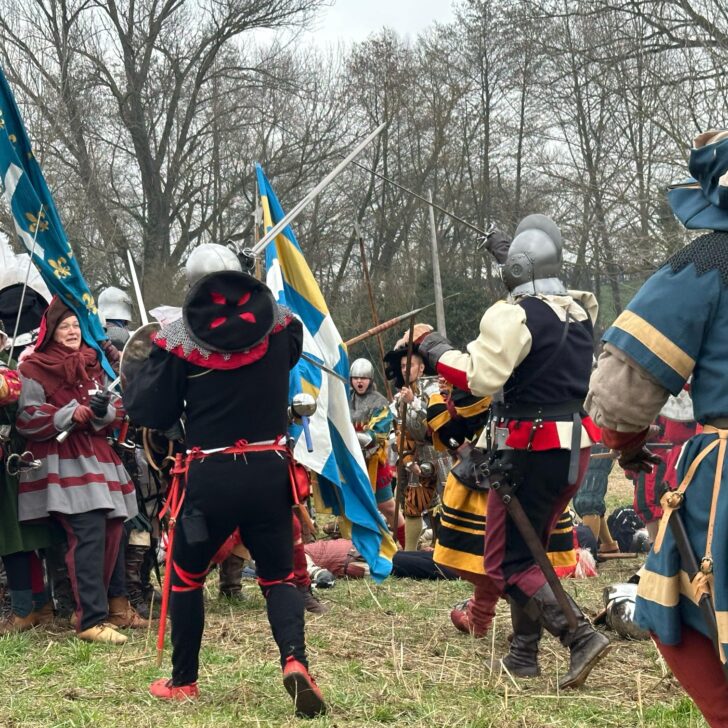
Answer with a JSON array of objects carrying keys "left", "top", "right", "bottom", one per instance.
[
  {"left": 392, "top": 315, "right": 417, "bottom": 534},
  {"left": 428, "top": 190, "right": 446, "bottom": 337},
  {"left": 354, "top": 222, "right": 392, "bottom": 400}
]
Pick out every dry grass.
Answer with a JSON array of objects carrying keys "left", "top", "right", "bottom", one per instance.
[
  {"left": 0, "top": 553, "right": 706, "bottom": 728},
  {"left": 0, "top": 471, "right": 703, "bottom": 727}
]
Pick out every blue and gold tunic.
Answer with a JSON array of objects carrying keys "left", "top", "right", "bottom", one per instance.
[{"left": 602, "top": 232, "right": 728, "bottom": 659}]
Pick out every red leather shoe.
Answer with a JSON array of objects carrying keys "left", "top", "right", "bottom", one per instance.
[
  {"left": 149, "top": 678, "right": 199, "bottom": 701},
  {"left": 450, "top": 600, "right": 487, "bottom": 638},
  {"left": 282, "top": 657, "right": 326, "bottom": 718}
]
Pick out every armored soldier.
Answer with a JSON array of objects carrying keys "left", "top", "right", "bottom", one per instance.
[
  {"left": 384, "top": 325, "right": 442, "bottom": 552},
  {"left": 418, "top": 214, "right": 609, "bottom": 689},
  {"left": 123, "top": 244, "right": 325, "bottom": 716},
  {"left": 587, "top": 131, "right": 728, "bottom": 724},
  {"left": 348, "top": 357, "right": 403, "bottom": 544}
]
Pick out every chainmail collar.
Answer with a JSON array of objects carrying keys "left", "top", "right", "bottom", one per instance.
[
  {"left": 155, "top": 318, "right": 233, "bottom": 362},
  {"left": 154, "top": 304, "right": 293, "bottom": 367}
]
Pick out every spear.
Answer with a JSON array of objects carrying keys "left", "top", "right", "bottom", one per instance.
[
  {"left": 354, "top": 222, "right": 392, "bottom": 399},
  {"left": 344, "top": 293, "right": 460, "bottom": 348},
  {"left": 392, "top": 314, "right": 416, "bottom": 534}
]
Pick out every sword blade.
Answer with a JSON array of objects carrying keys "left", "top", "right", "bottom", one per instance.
[{"left": 300, "top": 352, "right": 348, "bottom": 383}]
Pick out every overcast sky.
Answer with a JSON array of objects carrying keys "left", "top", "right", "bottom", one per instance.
[
  {"left": 254, "top": 0, "right": 456, "bottom": 48},
  {"left": 308, "top": 0, "right": 456, "bottom": 44}
]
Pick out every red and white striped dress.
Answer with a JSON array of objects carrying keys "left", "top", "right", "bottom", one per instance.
[{"left": 16, "top": 371, "right": 137, "bottom": 522}]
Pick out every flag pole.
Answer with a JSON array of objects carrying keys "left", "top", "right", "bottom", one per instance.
[
  {"left": 251, "top": 123, "right": 386, "bottom": 257},
  {"left": 7, "top": 203, "right": 43, "bottom": 365},
  {"left": 126, "top": 250, "right": 149, "bottom": 326}
]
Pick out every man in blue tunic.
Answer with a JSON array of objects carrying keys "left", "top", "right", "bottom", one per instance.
[{"left": 587, "top": 130, "right": 728, "bottom": 727}]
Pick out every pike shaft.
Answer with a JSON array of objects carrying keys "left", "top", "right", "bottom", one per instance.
[{"left": 355, "top": 223, "right": 392, "bottom": 399}]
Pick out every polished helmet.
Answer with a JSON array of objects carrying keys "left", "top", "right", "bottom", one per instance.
[
  {"left": 98, "top": 286, "right": 133, "bottom": 322},
  {"left": 602, "top": 583, "right": 650, "bottom": 640},
  {"left": 350, "top": 358, "right": 375, "bottom": 379},
  {"left": 501, "top": 214, "right": 567, "bottom": 296},
  {"left": 184, "top": 244, "right": 242, "bottom": 286}
]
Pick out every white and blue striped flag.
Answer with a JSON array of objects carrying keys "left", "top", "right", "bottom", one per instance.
[{"left": 256, "top": 163, "right": 395, "bottom": 582}]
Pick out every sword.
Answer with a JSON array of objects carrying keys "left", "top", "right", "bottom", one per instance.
[
  {"left": 590, "top": 443, "right": 675, "bottom": 459},
  {"left": 665, "top": 495, "right": 728, "bottom": 680},
  {"left": 56, "top": 375, "right": 122, "bottom": 443},
  {"left": 300, "top": 352, "right": 348, "bottom": 384}
]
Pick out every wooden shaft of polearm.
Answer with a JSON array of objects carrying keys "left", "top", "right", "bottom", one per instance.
[
  {"left": 344, "top": 293, "right": 460, "bottom": 348},
  {"left": 393, "top": 314, "right": 417, "bottom": 532},
  {"left": 355, "top": 223, "right": 392, "bottom": 400},
  {"left": 428, "top": 190, "right": 446, "bottom": 337}
]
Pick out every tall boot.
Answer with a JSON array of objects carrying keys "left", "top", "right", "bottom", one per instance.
[
  {"left": 108, "top": 595, "right": 150, "bottom": 629},
  {"left": 528, "top": 583, "right": 610, "bottom": 689},
  {"left": 125, "top": 545, "right": 149, "bottom": 619},
  {"left": 404, "top": 517, "right": 423, "bottom": 552},
  {"left": 501, "top": 600, "right": 543, "bottom": 677},
  {"left": 219, "top": 554, "right": 245, "bottom": 600}
]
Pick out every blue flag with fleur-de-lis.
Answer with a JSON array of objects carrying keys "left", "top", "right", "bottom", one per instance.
[{"left": 0, "top": 64, "right": 112, "bottom": 375}]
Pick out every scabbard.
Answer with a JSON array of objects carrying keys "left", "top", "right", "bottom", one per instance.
[
  {"left": 491, "top": 478, "right": 578, "bottom": 631},
  {"left": 667, "top": 508, "right": 728, "bottom": 680}
]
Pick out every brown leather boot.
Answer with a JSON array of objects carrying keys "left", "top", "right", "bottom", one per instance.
[
  {"left": 0, "top": 612, "right": 37, "bottom": 634},
  {"left": 107, "top": 596, "right": 150, "bottom": 629},
  {"left": 31, "top": 601, "right": 55, "bottom": 626}
]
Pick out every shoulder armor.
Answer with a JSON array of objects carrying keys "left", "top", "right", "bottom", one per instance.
[{"left": 667, "top": 231, "right": 728, "bottom": 287}]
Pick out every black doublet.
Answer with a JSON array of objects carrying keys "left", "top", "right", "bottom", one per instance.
[{"left": 122, "top": 313, "right": 307, "bottom": 686}]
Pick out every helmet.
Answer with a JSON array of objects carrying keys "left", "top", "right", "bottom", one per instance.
[
  {"left": 350, "top": 358, "right": 375, "bottom": 379},
  {"left": 98, "top": 287, "right": 133, "bottom": 322},
  {"left": 602, "top": 583, "right": 650, "bottom": 640},
  {"left": 185, "top": 244, "right": 242, "bottom": 286},
  {"left": 501, "top": 214, "right": 567, "bottom": 296}
]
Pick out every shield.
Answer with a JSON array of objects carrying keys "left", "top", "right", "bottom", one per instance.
[{"left": 120, "top": 321, "right": 161, "bottom": 389}]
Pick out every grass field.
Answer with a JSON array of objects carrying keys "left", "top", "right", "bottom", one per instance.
[{"left": 0, "top": 472, "right": 707, "bottom": 728}]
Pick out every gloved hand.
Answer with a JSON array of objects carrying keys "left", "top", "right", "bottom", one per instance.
[
  {"left": 483, "top": 229, "right": 511, "bottom": 264},
  {"left": 618, "top": 444, "right": 662, "bottom": 474},
  {"left": 72, "top": 405, "right": 94, "bottom": 424},
  {"left": 418, "top": 332, "right": 453, "bottom": 369},
  {"left": 609, "top": 425, "right": 662, "bottom": 474},
  {"left": 89, "top": 391, "right": 111, "bottom": 418},
  {"left": 100, "top": 339, "right": 121, "bottom": 373}
]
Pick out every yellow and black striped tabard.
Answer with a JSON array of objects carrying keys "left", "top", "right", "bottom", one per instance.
[
  {"left": 427, "top": 388, "right": 492, "bottom": 575},
  {"left": 428, "top": 389, "right": 578, "bottom": 577}
]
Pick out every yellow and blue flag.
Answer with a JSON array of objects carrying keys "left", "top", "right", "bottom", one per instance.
[
  {"left": 0, "top": 65, "right": 112, "bottom": 375},
  {"left": 256, "top": 163, "right": 395, "bottom": 581}
]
